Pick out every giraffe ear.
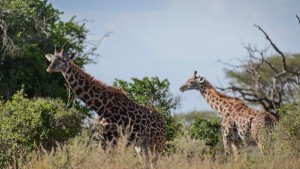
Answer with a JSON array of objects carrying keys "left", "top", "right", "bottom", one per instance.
[
  {"left": 198, "top": 77, "right": 205, "bottom": 83},
  {"left": 45, "top": 54, "right": 55, "bottom": 62}
]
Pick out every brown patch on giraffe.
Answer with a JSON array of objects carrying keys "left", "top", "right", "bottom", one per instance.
[
  {"left": 78, "top": 78, "right": 84, "bottom": 86},
  {"left": 75, "top": 87, "right": 83, "bottom": 94},
  {"left": 67, "top": 75, "right": 73, "bottom": 82}
]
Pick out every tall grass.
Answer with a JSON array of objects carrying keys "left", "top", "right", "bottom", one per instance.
[
  {"left": 18, "top": 133, "right": 300, "bottom": 169},
  {"left": 11, "top": 104, "right": 300, "bottom": 169}
]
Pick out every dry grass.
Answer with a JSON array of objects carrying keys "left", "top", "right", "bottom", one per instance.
[{"left": 17, "top": 134, "right": 300, "bottom": 169}]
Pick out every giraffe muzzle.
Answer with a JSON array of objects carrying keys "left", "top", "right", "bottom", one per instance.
[
  {"left": 180, "top": 86, "right": 186, "bottom": 92},
  {"left": 46, "top": 67, "right": 53, "bottom": 73}
]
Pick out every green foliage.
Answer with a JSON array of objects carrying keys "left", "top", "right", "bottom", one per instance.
[
  {"left": 265, "top": 103, "right": 300, "bottom": 159},
  {"left": 0, "top": 0, "right": 89, "bottom": 100},
  {"left": 225, "top": 54, "right": 300, "bottom": 88},
  {"left": 0, "top": 90, "right": 90, "bottom": 168},
  {"left": 113, "top": 77, "right": 182, "bottom": 141},
  {"left": 188, "top": 117, "right": 221, "bottom": 147}
]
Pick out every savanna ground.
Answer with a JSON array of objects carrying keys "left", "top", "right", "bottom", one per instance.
[
  {"left": 16, "top": 104, "right": 300, "bottom": 169},
  {"left": 21, "top": 133, "right": 300, "bottom": 169}
]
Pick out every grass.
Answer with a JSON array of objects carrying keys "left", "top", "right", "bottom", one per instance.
[
  {"left": 10, "top": 106, "right": 300, "bottom": 169},
  {"left": 16, "top": 134, "right": 300, "bottom": 169}
]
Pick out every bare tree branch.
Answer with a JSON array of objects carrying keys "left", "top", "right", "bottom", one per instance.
[
  {"left": 219, "top": 22, "right": 300, "bottom": 113},
  {"left": 296, "top": 14, "right": 300, "bottom": 25},
  {"left": 254, "top": 24, "right": 288, "bottom": 74}
]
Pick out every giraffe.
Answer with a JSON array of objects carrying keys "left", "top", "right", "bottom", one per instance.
[
  {"left": 180, "top": 71, "right": 278, "bottom": 158},
  {"left": 45, "top": 48, "right": 166, "bottom": 165}
]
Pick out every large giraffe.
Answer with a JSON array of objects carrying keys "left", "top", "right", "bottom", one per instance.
[
  {"left": 180, "top": 71, "right": 277, "bottom": 157},
  {"left": 45, "top": 49, "right": 166, "bottom": 164}
]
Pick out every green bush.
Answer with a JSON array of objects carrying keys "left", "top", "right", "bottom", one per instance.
[
  {"left": 267, "top": 103, "right": 300, "bottom": 159},
  {"left": 0, "top": 90, "right": 90, "bottom": 168},
  {"left": 189, "top": 117, "right": 221, "bottom": 147}
]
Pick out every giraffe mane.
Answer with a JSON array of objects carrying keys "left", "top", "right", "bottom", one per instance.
[
  {"left": 70, "top": 62, "right": 128, "bottom": 96},
  {"left": 206, "top": 81, "right": 246, "bottom": 104}
]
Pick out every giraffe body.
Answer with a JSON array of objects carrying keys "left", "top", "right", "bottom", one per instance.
[
  {"left": 180, "top": 71, "right": 277, "bottom": 157},
  {"left": 45, "top": 49, "right": 166, "bottom": 163}
]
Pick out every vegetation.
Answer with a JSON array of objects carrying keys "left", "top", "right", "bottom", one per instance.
[
  {"left": 189, "top": 117, "right": 221, "bottom": 147},
  {"left": 0, "top": 0, "right": 90, "bottom": 100},
  {"left": 175, "top": 110, "right": 219, "bottom": 125},
  {"left": 16, "top": 128, "right": 300, "bottom": 169},
  {"left": 265, "top": 103, "right": 300, "bottom": 159},
  {"left": 0, "top": 90, "right": 90, "bottom": 168}
]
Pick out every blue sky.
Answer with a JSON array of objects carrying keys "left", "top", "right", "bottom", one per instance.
[{"left": 48, "top": 0, "right": 300, "bottom": 114}]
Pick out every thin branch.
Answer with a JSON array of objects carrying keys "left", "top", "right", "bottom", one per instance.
[
  {"left": 90, "top": 32, "right": 113, "bottom": 55},
  {"left": 296, "top": 14, "right": 300, "bottom": 25},
  {"left": 254, "top": 24, "right": 288, "bottom": 73}
]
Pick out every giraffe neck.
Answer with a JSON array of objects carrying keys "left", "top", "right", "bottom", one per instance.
[
  {"left": 61, "top": 62, "right": 124, "bottom": 117},
  {"left": 199, "top": 81, "right": 237, "bottom": 117}
]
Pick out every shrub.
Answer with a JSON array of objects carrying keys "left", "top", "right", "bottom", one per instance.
[
  {"left": 266, "top": 103, "right": 300, "bottom": 159},
  {"left": 0, "top": 90, "right": 90, "bottom": 168},
  {"left": 189, "top": 117, "right": 221, "bottom": 147}
]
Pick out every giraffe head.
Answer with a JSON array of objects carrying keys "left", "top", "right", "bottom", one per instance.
[
  {"left": 45, "top": 48, "right": 77, "bottom": 73},
  {"left": 180, "top": 71, "right": 206, "bottom": 92}
]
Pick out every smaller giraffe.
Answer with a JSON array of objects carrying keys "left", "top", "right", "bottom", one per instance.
[{"left": 180, "top": 71, "right": 277, "bottom": 157}]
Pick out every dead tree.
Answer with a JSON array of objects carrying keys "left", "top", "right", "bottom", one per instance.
[{"left": 219, "top": 16, "right": 300, "bottom": 114}]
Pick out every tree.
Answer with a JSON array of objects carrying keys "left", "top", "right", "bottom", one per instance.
[
  {"left": 0, "top": 90, "right": 91, "bottom": 168},
  {"left": 0, "top": 0, "right": 92, "bottom": 100},
  {"left": 220, "top": 20, "right": 300, "bottom": 114},
  {"left": 113, "top": 77, "right": 182, "bottom": 141}
]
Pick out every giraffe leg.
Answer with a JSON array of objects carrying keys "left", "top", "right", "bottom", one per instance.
[
  {"left": 134, "top": 139, "right": 151, "bottom": 169},
  {"left": 135, "top": 146, "right": 143, "bottom": 162},
  {"left": 251, "top": 128, "right": 265, "bottom": 157},
  {"left": 101, "top": 128, "right": 119, "bottom": 152},
  {"left": 222, "top": 119, "right": 234, "bottom": 158},
  {"left": 231, "top": 138, "right": 242, "bottom": 160},
  {"left": 223, "top": 130, "right": 233, "bottom": 157}
]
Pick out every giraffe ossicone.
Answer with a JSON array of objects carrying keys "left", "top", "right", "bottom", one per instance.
[
  {"left": 45, "top": 48, "right": 166, "bottom": 165},
  {"left": 180, "top": 71, "right": 278, "bottom": 158}
]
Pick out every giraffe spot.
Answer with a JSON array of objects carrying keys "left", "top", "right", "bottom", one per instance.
[
  {"left": 106, "top": 101, "right": 113, "bottom": 108},
  {"left": 94, "top": 99, "right": 101, "bottom": 107},
  {"left": 75, "top": 87, "right": 83, "bottom": 94},
  {"left": 128, "top": 107, "right": 135, "bottom": 112},
  {"left": 83, "top": 84, "right": 90, "bottom": 91},
  {"left": 79, "top": 79, "right": 84, "bottom": 86},
  {"left": 90, "top": 105, "right": 98, "bottom": 111},
  {"left": 69, "top": 75, "right": 74, "bottom": 82},
  {"left": 141, "top": 119, "right": 147, "bottom": 126},
  {"left": 102, "top": 99, "right": 107, "bottom": 105},
  {"left": 89, "top": 89, "right": 94, "bottom": 98},
  {"left": 73, "top": 81, "right": 78, "bottom": 87},
  {"left": 83, "top": 94, "right": 90, "bottom": 101},
  {"left": 98, "top": 106, "right": 105, "bottom": 113},
  {"left": 67, "top": 67, "right": 72, "bottom": 74}
]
